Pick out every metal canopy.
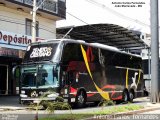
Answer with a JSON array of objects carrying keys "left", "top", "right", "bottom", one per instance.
[{"left": 56, "top": 24, "right": 147, "bottom": 50}]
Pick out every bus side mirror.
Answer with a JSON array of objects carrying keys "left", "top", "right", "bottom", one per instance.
[{"left": 12, "top": 66, "right": 21, "bottom": 80}]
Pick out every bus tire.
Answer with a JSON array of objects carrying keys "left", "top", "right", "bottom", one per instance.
[
  {"left": 122, "top": 90, "right": 129, "bottom": 103},
  {"left": 75, "top": 90, "right": 86, "bottom": 108},
  {"left": 129, "top": 90, "right": 134, "bottom": 102}
]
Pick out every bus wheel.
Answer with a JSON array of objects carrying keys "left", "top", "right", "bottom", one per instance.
[
  {"left": 75, "top": 90, "right": 86, "bottom": 108},
  {"left": 129, "top": 90, "right": 134, "bottom": 103},
  {"left": 122, "top": 90, "right": 129, "bottom": 103}
]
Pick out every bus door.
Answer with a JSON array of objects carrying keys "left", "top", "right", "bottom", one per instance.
[{"left": 60, "top": 71, "right": 71, "bottom": 101}]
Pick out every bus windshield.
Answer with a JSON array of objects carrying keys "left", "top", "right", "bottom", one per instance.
[
  {"left": 21, "top": 64, "right": 59, "bottom": 88},
  {"left": 23, "top": 42, "right": 61, "bottom": 63}
]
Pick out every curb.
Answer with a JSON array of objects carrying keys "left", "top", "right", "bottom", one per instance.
[
  {"left": 0, "top": 107, "right": 27, "bottom": 111},
  {"left": 84, "top": 106, "right": 160, "bottom": 120}
]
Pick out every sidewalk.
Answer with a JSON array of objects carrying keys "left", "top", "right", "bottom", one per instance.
[{"left": 0, "top": 96, "right": 27, "bottom": 111}]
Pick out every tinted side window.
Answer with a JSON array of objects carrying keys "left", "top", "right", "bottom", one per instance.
[
  {"left": 79, "top": 45, "right": 99, "bottom": 63},
  {"left": 92, "top": 47, "right": 99, "bottom": 63},
  {"left": 101, "top": 49, "right": 141, "bottom": 69},
  {"left": 129, "top": 57, "right": 142, "bottom": 69},
  {"left": 62, "top": 43, "right": 83, "bottom": 63},
  {"left": 102, "top": 50, "right": 117, "bottom": 66}
]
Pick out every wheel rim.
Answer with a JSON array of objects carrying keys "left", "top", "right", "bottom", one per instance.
[
  {"left": 129, "top": 92, "right": 134, "bottom": 100},
  {"left": 123, "top": 92, "right": 128, "bottom": 102},
  {"left": 78, "top": 91, "right": 84, "bottom": 104}
]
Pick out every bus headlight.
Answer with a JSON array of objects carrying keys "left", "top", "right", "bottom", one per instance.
[
  {"left": 20, "top": 94, "right": 27, "bottom": 98},
  {"left": 21, "top": 90, "right": 25, "bottom": 94}
]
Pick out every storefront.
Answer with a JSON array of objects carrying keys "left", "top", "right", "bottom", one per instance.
[
  {"left": 0, "top": 30, "right": 29, "bottom": 95},
  {"left": 0, "top": 0, "right": 66, "bottom": 95}
]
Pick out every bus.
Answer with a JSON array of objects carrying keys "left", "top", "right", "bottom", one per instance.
[{"left": 12, "top": 39, "right": 144, "bottom": 107}]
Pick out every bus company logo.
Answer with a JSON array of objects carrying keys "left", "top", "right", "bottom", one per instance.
[
  {"left": 30, "top": 47, "right": 52, "bottom": 58},
  {"left": 31, "top": 91, "right": 38, "bottom": 97}
]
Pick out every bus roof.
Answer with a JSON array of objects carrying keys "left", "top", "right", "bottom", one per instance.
[
  {"left": 31, "top": 39, "right": 141, "bottom": 58},
  {"left": 47, "top": 39, "right": 119, "bottom": 50}
]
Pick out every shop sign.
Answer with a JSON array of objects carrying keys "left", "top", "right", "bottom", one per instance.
[{"left": 0, "top": 30, "right": 44, "bottom": 50}]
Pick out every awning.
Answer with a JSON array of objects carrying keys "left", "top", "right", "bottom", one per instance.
[{"left": 57, "top": 24, "right": 147, "bottom": 50}]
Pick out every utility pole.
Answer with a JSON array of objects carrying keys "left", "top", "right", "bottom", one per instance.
[
  {"left": 150, "top": 0, "right": 160, "bottom": 103},
  {"left": 32, "top": 0, "right": 37, "bottom": 43},
  {"left": 32, "top": 0, "right": 51, "bottom": 43}
]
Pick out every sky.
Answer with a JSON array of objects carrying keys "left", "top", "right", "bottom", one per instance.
[{"left": 56, "top": 0, "right": 151, "bottom": 34}]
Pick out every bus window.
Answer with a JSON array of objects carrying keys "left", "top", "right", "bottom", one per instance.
[
  {"left": 62, "top": 43, "right": 83, "bottom": 63},
  {"left": 92, "top": 47, "right": 99, "bottom": 63},
  {"left": 62, "top": 43, "right": 77, "bottom": 62},
  {"left": 102, "top": 50, "right": 117, "bottom": 66}
]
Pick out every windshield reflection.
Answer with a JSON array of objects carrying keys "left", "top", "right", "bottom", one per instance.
[{"left": 21, "top": 64, "right": 59, "bottom": 88}]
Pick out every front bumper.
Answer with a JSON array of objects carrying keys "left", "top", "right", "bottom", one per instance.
[{"left": 21, "top": 97, "right": 57, "bottom": 104}]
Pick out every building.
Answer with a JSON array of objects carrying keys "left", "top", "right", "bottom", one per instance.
[{"left": 0, "top": 0, "right": 66, "bottom": 95}]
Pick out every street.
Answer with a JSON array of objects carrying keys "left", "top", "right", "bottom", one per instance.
[
  {"left": 0, "top": 96, "right": 149, "bottom": 111},
  {"left": 0, "top": 96, "right": 156, "bottom": 120}
]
